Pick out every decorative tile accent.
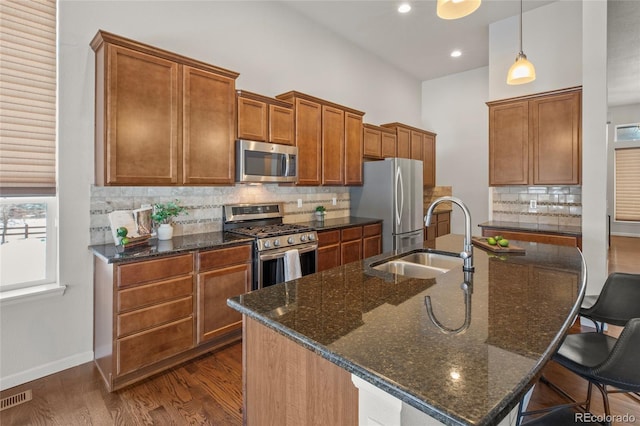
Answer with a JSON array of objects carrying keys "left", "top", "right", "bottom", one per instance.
[
  {"left": 90, "top": 184, "right": 351, "bottom": 245},
  {"left": 491, "top": 186, "right": 581, "bottom": 225}
]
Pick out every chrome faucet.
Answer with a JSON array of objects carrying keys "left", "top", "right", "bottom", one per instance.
[{"left": 425, "top": 196, "right": 474, "bottom": 272}]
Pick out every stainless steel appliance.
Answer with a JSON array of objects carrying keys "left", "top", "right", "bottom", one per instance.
[
  {"left": 236, "top": 140, "right": 297, "bottom": 183},
  {"left": 223, "top": 203, "right": 317, "bottom": 290},
  {"left": 350, "top": 158, "right": 424, "bottom": 253}
]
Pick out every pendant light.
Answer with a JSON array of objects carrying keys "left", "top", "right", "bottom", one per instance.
[
  {"left": 507, "top": 0, "right": 536, "bottom": 85},
  {"left": 437, "top": 0, "right": 481, "bottom": 20}
]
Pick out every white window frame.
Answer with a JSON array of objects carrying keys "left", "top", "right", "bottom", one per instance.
[{"left": 614, "top": 123, "right": 640, "bottom": 143}]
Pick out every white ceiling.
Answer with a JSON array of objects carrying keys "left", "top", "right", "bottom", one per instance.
[{"left": 283, "top": 0, "right": 640, "bottom": 107}]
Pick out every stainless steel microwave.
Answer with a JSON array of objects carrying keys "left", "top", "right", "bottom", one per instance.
[{"left": 236, "top": 140, "right": 297, "bottom": 183}]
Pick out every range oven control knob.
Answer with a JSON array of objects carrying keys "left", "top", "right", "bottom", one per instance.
[
  {"left": 273, "top": 239, "right": 280, "bottom": 246},
  {"left": 307, "top": 233, "right": 315, "bottom": 241},
  {"left": 263, "top": 240, "right": 271, "bottom": 248},
  {"left": 300, "top": 235, "right": 307, "bottom": 242},
  {"left": 287, "top": 237, "right": 295, "bottom": 244}
]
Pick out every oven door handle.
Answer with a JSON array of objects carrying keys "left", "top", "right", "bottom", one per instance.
[{"left": 259, "top": 244, "right": 318, "bottom": 261}]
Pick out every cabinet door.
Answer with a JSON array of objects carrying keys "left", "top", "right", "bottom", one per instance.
[
  {"left": 396, "top": 127, "right": 411, "bottom": 159},
  {"left": 295, "top": 98, "right": 322, "bottom": 185},
  {"left": 423, "top": 133, "right": 436, "bottom": 187},
  {"left": 381, "top": 131, "right": 397, "bottom": 158},
  {"left": 344, "top": 112, "right": 363, "bottom": 185},
  {"left": 530, "top": 91, "right": 581, "bottom": 185},
  {"left": 237, "top": 96, "right": 267, "bottom": 141},
  {"left": 363, "top": 234, "right": 381, "bottom": 258},
  {"left": 105, "top": 45, "right": 179, "bottom": 185},
  {"left": 322, "top": 105, "right": 345, "bottom": 185},
  {"left": 436, "top": 212, "right": 450, "bottom": 236},
  {"left": 410, "top": 131, "right": 423, "bottom": 161},
  {"left": 182, "top": 66, "right": 236, "bottom": 184},
  {"left": 269, "top": 104, "right": 294, "bottom": 145},
  {"left": 318, "top": 244, "right": 341, "bottom": 272},
  {"left": 489, "top": 101, "right": 529, "bottom": 185},
  {"left": 341, "top": 240, "right": 362, "bottom": 265},
  {"left": 197, "top": 262, "right": 251, "bottom": 343},
  {"left": 363, "top": 127, "right": 382, "bottom": 159}
]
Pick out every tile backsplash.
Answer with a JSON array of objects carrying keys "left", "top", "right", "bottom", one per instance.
[
  {"left": 491, "top": 186, "right": 582, "bottom": 226},
  {"left": 90, "top": 185, "right": 350, "bottom": 245}
]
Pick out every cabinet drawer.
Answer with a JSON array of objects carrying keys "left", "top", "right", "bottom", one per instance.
[
  {"left": 341, "top": 226, "right": 362, "bottom": 242},
  {"left": 363, "top": 223, "right": 381, "bottom": 237},
  {"left": 118, "top": 275, "right": 193, "bottom": 312},
  {"left": 318, "top": 230, "right": 340, "bottom": 247},
  {"left": 117, "top": 296, "right": 193, "bottom": 338},
  {"left": 118, "top": 254, "right": 193, "bottom": 288},
  {"left": 116, "top": 317, "right": 194, "bottom": 376},
  {"left": 198, "top": 244, "right": 252, "bottom": 271}
]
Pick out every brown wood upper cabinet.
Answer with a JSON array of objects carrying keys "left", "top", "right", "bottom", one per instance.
[
  {"left": 381, "top": 123, "right": 437, "bottom": 187},
  {"left": 236, "top": 90, "right": 294, "bottom": 145},
  {"left": 277, "top": 91, "right": 365, "bottom": 186},
  {"left": 363, "top": 123, "right": 397, "bottom": 159},
  {"left": 91, "top": 30, "right": 238, "bottom": 186},
  {"left": 487, "top": 87, "right": 582, "bottom": 186}
]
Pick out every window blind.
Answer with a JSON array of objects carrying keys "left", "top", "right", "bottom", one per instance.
[
  {"left": 0, "top": 0, "right": 56, "bottom": 196},
  {"left": 615, "top": 147, "right": 640, "bottom": 222}
]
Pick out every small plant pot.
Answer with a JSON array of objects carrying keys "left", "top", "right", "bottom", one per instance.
[
  {"left": 315, "top": 211, "right": 325, "bottom": 222},
  {"left": 157, "top": 223, "right": 174, "bottom": 240}
]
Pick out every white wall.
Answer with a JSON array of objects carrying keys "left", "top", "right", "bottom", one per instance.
[
  {"left": 607, "top": 103, "right": 640, "bottom": 237},
  {"left": 421, "top": 67, "right": 489, "bottom": 236},
  {"left": 0, "top": 0, "right": 422, "bottom": 388},
  {"left": 488, "top": 1, "right": 582, "bottom": 101}
]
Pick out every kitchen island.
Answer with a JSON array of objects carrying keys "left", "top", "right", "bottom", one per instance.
[{"left": 228, "top": 234, "right": 586, "bottom": 426}]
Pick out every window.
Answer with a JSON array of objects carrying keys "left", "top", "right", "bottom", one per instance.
[
  {"left": 0, "top": 0, "right": 57, "bottom": 293},
  {"left": 615, "top": 123, "right": 640, "bottom": 142},
  {"left": 615, "top": 147, "right": 640, "bottom": 223}
]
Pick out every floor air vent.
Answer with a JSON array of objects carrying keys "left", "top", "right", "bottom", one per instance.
[{"left": 0, "top": 389, "right": 32, "bottom": 411}]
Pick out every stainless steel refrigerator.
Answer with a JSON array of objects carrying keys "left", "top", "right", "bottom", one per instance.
[{"left": 351, "top": 158, "right": 424, "bottom": 253}]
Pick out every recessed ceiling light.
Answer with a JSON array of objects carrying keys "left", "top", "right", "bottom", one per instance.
[
  {"left": 451, "top": 50, "right": 462, "bottom": 58},
  {"left": 398, "top": 3, "right": 411, "bottom": 13}
]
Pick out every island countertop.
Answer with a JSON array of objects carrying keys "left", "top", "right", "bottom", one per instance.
[{"left": 228, "top": 234, "right": 586, "bottom": 426}]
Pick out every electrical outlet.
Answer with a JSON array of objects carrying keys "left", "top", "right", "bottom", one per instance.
[
  {"left": 297, "top": 199, "right": 302, "bottom": 208},
  {"left": 529, "top": 200, "right": 537, "bottom": 209},
  {"left": 332, "top": 197, "right": 337, "bottom": 206}
]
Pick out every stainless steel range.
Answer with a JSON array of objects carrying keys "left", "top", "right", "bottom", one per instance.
[{"left": 223, "top": 203, "right": 318, "bottom": 290}]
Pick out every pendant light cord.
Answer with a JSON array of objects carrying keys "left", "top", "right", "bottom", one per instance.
[{"left": 519, "top": 0, "right": 523, "bottom": 54}]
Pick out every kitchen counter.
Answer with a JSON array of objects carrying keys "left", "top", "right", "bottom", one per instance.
[
  {"left": 228, "top": 234, "right": 586, "bottom": 426},
  {"left": 294, "top": 216, "right": 382, "bottom": 231},
  {"left": 478, "top": 221, "right": 581, "bottom": 237},
  {"left": 89, "top": 231, "right": 253, "bottom": 263}
]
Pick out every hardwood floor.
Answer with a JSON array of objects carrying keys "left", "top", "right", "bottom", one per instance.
[
  {"left": 0, "top": 343, "right": 243, "bottom": 425},
  {"left": 1, "top": 236, "right": 638, "bottom": 425}
]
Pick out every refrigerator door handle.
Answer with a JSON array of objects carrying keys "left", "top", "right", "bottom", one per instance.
[{"left": 395, "top": 166, "right": 404, "bottom": 226}]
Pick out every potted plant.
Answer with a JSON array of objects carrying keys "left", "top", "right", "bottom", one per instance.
[
  {"left": 151, "top": 200, "right": 187, "bottom": 240},
  {"left": 314, "top": 205, "right": 326, "bottom": 221}
]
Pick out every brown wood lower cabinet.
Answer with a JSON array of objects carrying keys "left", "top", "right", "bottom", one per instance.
[
  {"left": 93, "top": 243, "right": 252, "bottom": 391},
  {"left": 317, "top": 222, "right": 382, "bottom": 272},
  {"left": 197, "top": 245, "right": 252, "bottom": 343},
  {"left": 425, "top": 211, "right": 451, "bottom": 244},
  {"left": 244, "top": 317, "right": 358, "bottom": 425}
]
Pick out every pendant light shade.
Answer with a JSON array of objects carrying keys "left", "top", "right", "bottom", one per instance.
[
  {"left": 507, "top": 52, "right": 536, "bottom": 85},
  {"left": 437, "top": 0, "right": 481, "bottom": 20},
  {"left": 507, "top": 0, "right": 536, "bottom": 85}
]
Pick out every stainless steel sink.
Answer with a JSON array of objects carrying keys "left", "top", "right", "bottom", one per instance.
[{"left": 371, "top": 251, "right": 463, "bottom": 279}]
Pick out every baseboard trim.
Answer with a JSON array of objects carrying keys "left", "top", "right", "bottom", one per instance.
[
  {"left": 610, "top": 232, "right": 640, "bottom": 238},
  {"left": 0, "top": 351, "right": 94, "bottom": 391}
]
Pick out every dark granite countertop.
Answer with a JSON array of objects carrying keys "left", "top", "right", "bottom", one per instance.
[
  {"left": 294, "top": 216, "right": 382, "bottom": 231},
  {"left": 478, "top": 221, "right": 582, "bottom": 237},
  {"left": 89, "top": 231, "right": 253, "bottom": 263},
  {"left": 228, "top": 234, "right": 586, "bottom": 426}
]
